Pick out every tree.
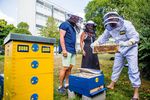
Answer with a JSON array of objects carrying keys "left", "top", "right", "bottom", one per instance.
[
  {"left": 84, "top": 0, "right": 108, "bottom": 36},
  {"left": 84, "top": 0, "right": 139, "bottom": 36},
  {"left": 17, "top": 22, "right": 29, "bottom": 29},
  {"left": 137, "top": 0, "right": 150, "bottom": 79},
  {"left": 11, "top": 22, "right": 31, "bottom": 35},
  {"left": 0, "top": 19, "right": 15, "bottom": 45},
  {"left": 139, "top": 27, "right": 150, "bottom": 79},
  {"left": 0, "top": 19, "right": 7, "bottom": 32},
  {"left": 40, "top": 16, "right": 59, "bottom": 45}
]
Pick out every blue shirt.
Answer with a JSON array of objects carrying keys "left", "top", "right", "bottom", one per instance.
[{"left": 59, "top": 21, "right": 76, "bottom": 54}]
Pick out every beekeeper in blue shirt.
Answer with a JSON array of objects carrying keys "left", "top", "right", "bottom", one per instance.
[{"left": 92, "top": 11, "right": 141, "bottom": 100}]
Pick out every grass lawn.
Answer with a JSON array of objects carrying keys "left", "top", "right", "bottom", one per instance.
[
  {"left": 0, "top": 55, "right": 4, "bottom": 74},
  {"left": 0, "top": 54, "right": 150, "bottom": 100},
  {"left": 54, "top": 54, "right": 150, "bottom": 100}
]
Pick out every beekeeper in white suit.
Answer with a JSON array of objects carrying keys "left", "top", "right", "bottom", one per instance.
[{"left": 92, "top": 11, "right": 141, "bottom": 100}]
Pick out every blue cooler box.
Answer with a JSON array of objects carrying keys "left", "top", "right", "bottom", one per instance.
[{"left": 69, "top": 72, "right": 106, "bottom": 97}]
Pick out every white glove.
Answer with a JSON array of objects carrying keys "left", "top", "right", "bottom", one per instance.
[
  {"left": 90, "top": 40, "right": 99, "bottom": 49},
  {"left": 90, "top": 43, "right": 94, "bottom": 49},
  {"left": 128, "top": 39, "right": 136, "bottom": 46},
  {"left": 119, "top": 41, "right": 128, "bottom": 47},
  {"left": 119, "top": 39, "right": 136, "bottom": 47},
  {"left": 94, "top": 40, "right": 99, "bottom": 46}
]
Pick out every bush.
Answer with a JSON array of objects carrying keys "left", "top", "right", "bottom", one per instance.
[{"left": 138, "top": 27, "right": 150, "bottom": 80}]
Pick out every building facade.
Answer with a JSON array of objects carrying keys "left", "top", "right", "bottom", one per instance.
[
  {"left": 35, "top": 0, "right": 69, "bottom": 35},
  {"left": 0, "top": 0, "right": 82, "bottom": 51},
  {"left": 0, "top": 0, "right": 70, "bottom": 36}
]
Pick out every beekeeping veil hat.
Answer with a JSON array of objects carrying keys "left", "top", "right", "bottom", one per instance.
[
  {"left": 67, "top": 13, "right": 83, "bottom": 24},
  {"left": 84, "top": 20, "right": 97, "bottom": 33},
  {"left": 85, "top": 20, "right": 97, "bottom": 26},
  {"left": 67, "top": 13, "right": 83, "bottom": 33},
  {"left": 103, "top": 11, "right": 124, "bottom": 31}
]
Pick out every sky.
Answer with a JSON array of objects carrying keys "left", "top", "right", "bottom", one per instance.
[
  {"left": 0, "top": 0, "right": 91, "bottom": 24},
  {"left": 0, "top": 0, "right": 17, "bottom": 24},
  {"left": 50, "top": 0, "right": 91, "bottom": 18},
  {"left": 0, "top": 10, "right": 15, "bottom": 23}
]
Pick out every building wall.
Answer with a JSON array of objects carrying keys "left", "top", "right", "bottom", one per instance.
[
  {"left": 17, "top": 0, "right": 37, "bottom": 35},
  {"left": 0, "top": 0, "right": 82, "bottom": 51},
  {"left": 35, "top": 0, "right": 68, "bottom": 35},
  {"left": 0, "top": 0, "right": 68, "bottom": 36}
]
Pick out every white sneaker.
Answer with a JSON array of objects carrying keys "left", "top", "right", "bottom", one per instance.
[{"left": 64, "top": 84, "right": 69, "bottom": 88}]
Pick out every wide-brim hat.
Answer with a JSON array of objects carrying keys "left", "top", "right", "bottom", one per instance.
[{"left": 84, "top": 20, "right": 97, "bottom": 26}]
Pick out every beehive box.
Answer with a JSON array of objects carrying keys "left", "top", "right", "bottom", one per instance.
[
  {"left": 69, "top": 71, "right": 106, "bottom": 97},
  {"left": 3, "top": 33, "right": 55, "bottom": 100},
  {"left": 93, "top": 43, "right": 119, "bottom": 54}
]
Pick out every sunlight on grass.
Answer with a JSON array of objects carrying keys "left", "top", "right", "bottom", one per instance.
[
  {"left": 0, "top": 54, "right": 150, "bottom": 99},
  {"left": 0, "top": 55, "right": 4, "bottom": 74},
  {"left": 54, "top": 54, "right": 150, "bottom": 100},
  {"left": 0, "top": 55, "right": 4, "bottom": 61}
]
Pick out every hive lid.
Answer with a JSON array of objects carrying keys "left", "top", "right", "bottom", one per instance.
[
  {"left": 4, "top": 33, "right": 56, "bottom": 44},
  {"left": 78, "top": 68, "right": 102, "bottom": 74},
  {"left": 72, "top": 72, "right": 101, "bottom": 78}
]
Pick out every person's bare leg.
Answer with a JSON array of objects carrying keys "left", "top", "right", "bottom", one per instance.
[
  {"left": 107, "top": 81, "right": 115, "bottom": 89},
  {"left": 59, "top": 67, "right": 68, "bottom": 88},
  {"left": 65, "top": 64, "right": 73, "bottom": 86},
  {"left": 133, "top": 87, "right": 139, "bottom": 99}
]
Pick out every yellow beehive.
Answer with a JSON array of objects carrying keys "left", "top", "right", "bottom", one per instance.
[{"left": 3, "top": 33, "right": 55, "bottom": 100}]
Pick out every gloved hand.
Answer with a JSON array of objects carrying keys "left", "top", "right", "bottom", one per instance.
[
  {"left": 90, "top": 40, "right": 99, "bottom": 49},
  {"left": 119, "top": 39, "right": 136, "bottom": 47},
  {"left": 90, "top": 43, "right": 94, "bottom": 49},
  {"left": 128, "top": 39, "right": 136, "bottom": 46},
  {"left": 119, "top": 41, "right": 133, "bottom": 47},
  {"left": 119, "top": 41, "right": 129, "bottom": 47}
]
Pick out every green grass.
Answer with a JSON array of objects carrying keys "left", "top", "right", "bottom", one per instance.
[
  {"left": 54, "top": 54, "right": 150, "bottom": 100},
  {"left": 0, "top": 54, "right": 150, "bottom": 100},
  {"left": 0, "top": 55, "right": 4, "bottom": 61},
  {"left": 0, "top": 55, "right": 4, "bottom": 74}
]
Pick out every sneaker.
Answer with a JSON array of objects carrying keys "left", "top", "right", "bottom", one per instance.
[
  {"left": 57, "top": 86, "right": 66, "bottom": 95},
  {"left": 64, "top": 84, "right": 69, "bottom": 89},
  {"left": 131, "top": 98, "right": 139, "bottom": 100}
]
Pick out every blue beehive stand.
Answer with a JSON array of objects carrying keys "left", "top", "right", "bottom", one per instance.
[{"left": 69, "top": 68, "right": 106, "bottom": 97}]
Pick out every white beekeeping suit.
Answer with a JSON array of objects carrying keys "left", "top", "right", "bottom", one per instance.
[{"left": 93, "top": 11, "right": 141, "bottom": 87}]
